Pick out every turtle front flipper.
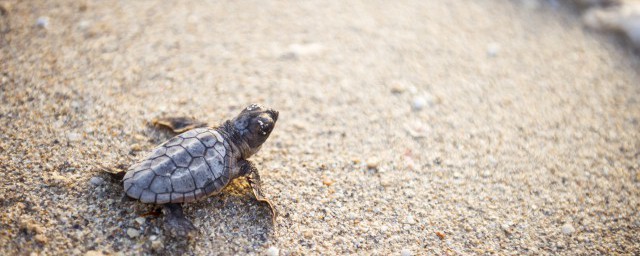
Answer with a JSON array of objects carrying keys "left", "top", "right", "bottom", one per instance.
[
  {"left": 240, "top": 160, "right": 277, "bottom": 225},
  {"left": 163, "top": 203, "right": 197, "bottom": 237},
  {"left": 152, "top": 116, "right": 208, "bottom": 134}
]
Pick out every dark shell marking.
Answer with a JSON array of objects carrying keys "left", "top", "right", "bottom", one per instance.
[{"left": 123, "top": 128, "right": 231, "bottom": 204}]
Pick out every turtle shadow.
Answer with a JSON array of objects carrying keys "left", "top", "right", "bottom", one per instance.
[{"left": 97, "top": 174, "right": 275, "bottom": 255}]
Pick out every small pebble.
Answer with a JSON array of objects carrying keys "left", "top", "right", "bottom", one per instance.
[
  {"left": 126, "top": 228, "right": 140, "bottom": 238},
  {"left": 487, "top": 43, "right": 500, "bottom": 57},
  {"left": 135, "top": 217, "right": 146, "bottom": 225},
  {"left": 405, "top": 215, "right": 416, "bottom": 224},
  {"left": 36, "top": 16, "right": 49, "bottom": 28},
  {"left": 67, "top": 132, "right": 82, "bottom": 142},
  {"left": 303, "top": 230, "right": 313, "bottom": 239},
  {"left": 411, "top": 97, "right": 426, "bottom": 111},
  {"left": 0, "top": 2, "right": 11, "bottom": 15},
  {"left": 77, "top": 20, "right": 91, "bottom": 30},
  {"left": 322, "top": 177, "right": 334, "bottom": 186},
  {"left": 366, "top": 157, "right": 380, "bottom": 170},
  {"left": 34, "top": 234, "right": 48, "bottom": 244},
  {"left": 130, "top": 143, "right": 142, "bottom": 151},
  {"left": 390, "top": 83, "right": 407, "bottom": 94},
  {"left": 287, "top": 43, "right": 324, "bottom": 56},
  {"left": 436, "top": 231, "right": 446, "bottom": 239},
  {"left": 90, "top": 176, "right": 105, "bottom": 186},
  {"left": 401, "top": 249, "right": 412, "bottom": 256},
  {"left": 85, "top": 250, "right": 105, "bottom": 256},
  {"left": 561, "top": 223, "right": 575, "bottom": 235},
  {"left": 265, "top": 246, "right": 280, "bottom": 256},
  {"left": 151, "top": 240, "right": 163, "bottom": 250}
]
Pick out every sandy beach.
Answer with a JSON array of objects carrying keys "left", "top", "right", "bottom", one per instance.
[{"left": 1, "top": 0, "right": 639, "bottom": 255}]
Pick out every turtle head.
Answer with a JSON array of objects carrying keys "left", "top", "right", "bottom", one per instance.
[{"left": 232, "top": 104, "right": 278, "bottom": 157}]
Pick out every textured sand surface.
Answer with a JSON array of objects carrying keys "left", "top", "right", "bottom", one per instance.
[{"left": 1, "top": 0, "right": 640, "bottom": 255}]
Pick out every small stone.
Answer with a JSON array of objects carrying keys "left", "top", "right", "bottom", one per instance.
[
  {"left": 380, "top": 225, "right": 389, "bottom": 232},
  {"left": 401, "top": 249, "right": 412, "bottom": 256},
  {"left": 436, "top": 231, "right": 446, "bottom": 239},
  {"left": 85, "top": 250, "right": 105, "bottom": 256},
  {"left": 561, "top": 223, "right": 575, "bottom": 235},
  {"left": 366, "top": 157, "right": 380, "bottom": 170},
  {"left": 487, "top": 155, "right": 497, "bottom": 166},
  {"left": 67, "top": 132, "right": 82, "bottom": 142},
  {"left": 487, "top": 43, "right": 500, "bottom": 57},
  {"left": 135, "top": 217, "right": 146, "bottom": 225},
  {"left": 322, "top": 177, "right": 334, "bottom": 186},
  {"left": 151, "top": 240, "right": 163, "bottom": 250},
  {"left": 390, "top": 83, "right": 406, "bottom": 94},
  {"left": 90, "top": 176, "right": 105, "bottom": 186},
  {"left": 411, "top": 97, "right": 427, "bottom": 111},
  {"left": 130, "top": 143, "right": 142, "bottom": 151},
  {"left": 287, "top": 43, "right": 324, "bottom": 56},
  {"left": 36, "top": 16, "right": 49, "bottom": 28},
  {"left": 126, "top": 228, "right": 140, "bottom": 238},
  {"left": 347, "top": 212, "right": 357, "bottom": 220},
  {"left": 0, "top": 2, "right": 11, "bottom": 16},
  {"left": 303, "top": 230, "right": 313, "bottom": 239},
  {"left": 405, "top": 215, "right": 416, "bottom": 224},
  {"left": 34, "top": 234, "right": 48, "bottom": 244},
  {"left": 265, "top": 246, "right": 280, "bottom": 256}
]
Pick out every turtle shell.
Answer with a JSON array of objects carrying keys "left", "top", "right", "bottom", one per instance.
[{"left": 123, "top": 128, "right": 232, "bottom": 204}]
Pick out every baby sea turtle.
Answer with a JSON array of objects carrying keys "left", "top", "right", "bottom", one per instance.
[{"left": 121, "top": 104, "right": 278, "bottom": 235}]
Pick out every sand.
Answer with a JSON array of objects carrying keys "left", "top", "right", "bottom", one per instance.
[{"left": 1, "top": 0, "right": 639, "bottom": 255}]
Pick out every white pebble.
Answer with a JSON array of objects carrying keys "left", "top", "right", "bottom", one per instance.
[
  {"left": 135, "top": 217, "right": 146, "bottom": 225},
  {"left": 405, "top": 215, "right": 416, "bottom": 224},
  {"left": 36, "top": 16, "right": 49, "bottom": 28},
  {"left": 89, "top": 176, "right": 104, "bottom": 186},
  {"left": 486, "top": 43, "right": 500, "bottom": 57},
  {"left": 411, "top": 97, "right": 426, "bottom": 111},
  {"left": 126, "top": 228, "right": 140, "bottom": 238},
  {"left": 67, "top": 132, "right": 81, "bottom": 142},
  {"left": 265, "top": 246, "right": 280, "bottom": 256},
  {"left": 561, "top": 223, "right": 575, "bottom": 235},
  {"left": 287, "top": 43, "right": 324, "bottom": 56},
  {"left": 401, "top": 249, "right": 412, "bottom": 256},
  {"left": 77, "top": 20, "right": 91, "bottom": 30}
]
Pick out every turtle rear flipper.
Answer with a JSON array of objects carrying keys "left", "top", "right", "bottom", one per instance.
[
  {"left": 152, "top": 117, "right": 208, "bottom": 134},
  {"left": 97, "top": 164, "right": 135, "bottom": 202},
  {"left": 98, "top": 164, "right": 127, "bottom": 181},
  {"left": 163, "top": 203, "right": 198, "bottom": 237}
]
